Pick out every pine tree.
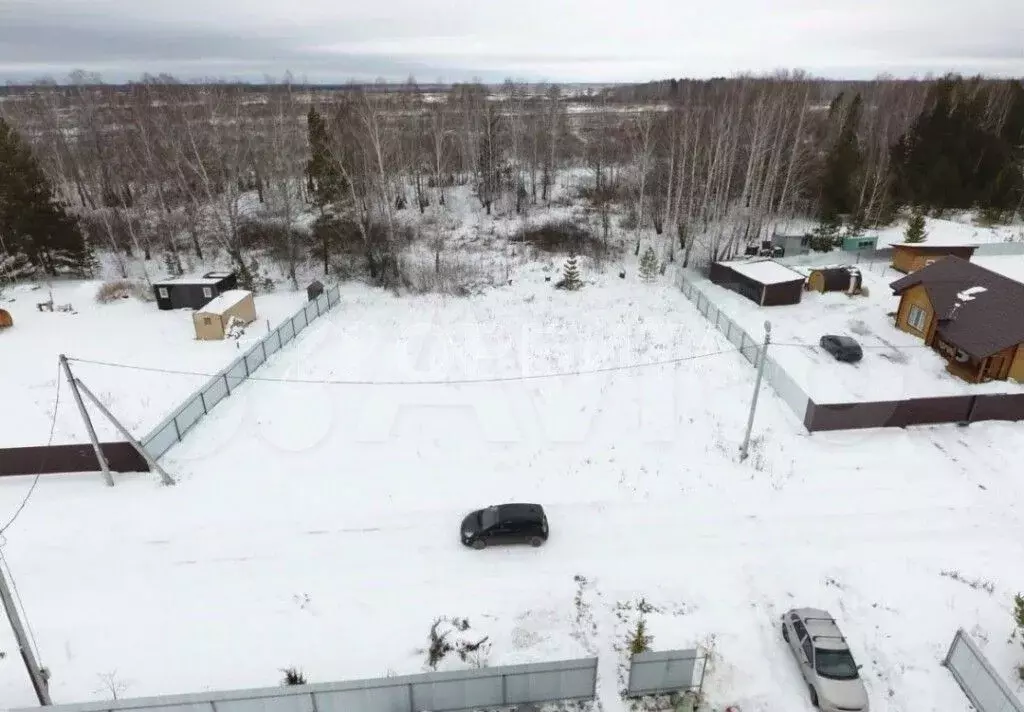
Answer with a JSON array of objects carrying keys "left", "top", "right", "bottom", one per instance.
[
  {"left": 557, "top": 254, "right": 582, "bottom": 290},
  {"left": 305, "top": 107, "right": 346, "bottom": 214},
  {"left": 904, "top": 212, "right": 927, "bottom": 243},
  {"left": 0, "top": 116, "right": 86, "bottom": 276},
  {"left": 638, "top": 246, "right": 659, "bottom": 282},
  {"left": 810, "top": 216, "right": 840, "bottom": 252}
]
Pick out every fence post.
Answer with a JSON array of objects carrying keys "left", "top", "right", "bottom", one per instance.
[
  {"left": 173, "top": 416, "right": 181, "bottom": 442},
  {"left": 243, "top": 355, "right": 250, "bottom": 378},
  {"left": 223, "top": 372, "right": 231, "bottom": 395},
  {"left": 261, "top": 339, "right": 268, "bottom": 363},
  {"left": 315, "top": 298, "right": 321, "bottom": 317},
  {"left": 501, "top": 674, "right": 508, "bottom": 705},
  {"left": 199, "top": 391, "right": 208, "bottom": 415},
  {"left": 407, "top": 683, "right": 415, "bottom": 712},
  {"left": 309, "top": 692, "right": 319, "bottom": 712}
]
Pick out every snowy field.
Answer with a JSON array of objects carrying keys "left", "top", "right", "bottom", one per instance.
[
  {"left": 0, "top": 280, "right": 305, "bottom": 447},
  {"left": 2, "top": 265, "right": 1024, "bottom": 712},
  {"left": 691, "top": 265, "right": 1024, "bottom": 403}
]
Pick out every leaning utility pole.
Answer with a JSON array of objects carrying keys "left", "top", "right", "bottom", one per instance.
[
  {"left": 73, "top": 379, "right": 176, "bottom": 487},
  {"left": 0, "top": 561, "right": 51, "bottom": 705},
  {"left": 59, "top": 354, "right": 113, "bottom": 487},
  {"left": 739, "top": 320, "right": 771, "bottom": 461}
]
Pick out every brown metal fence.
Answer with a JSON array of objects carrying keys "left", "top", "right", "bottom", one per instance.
[
  {"left": 804, "top": 393, "right": 1024, "bottom": 432},
  {"left": 0, "top": 443, "right": 149, "bottom": 478}
]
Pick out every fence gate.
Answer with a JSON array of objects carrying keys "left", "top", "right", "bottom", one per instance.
[
  {"left": 626, "top": 649, "right": 705, "bottom": 698},
  {"left": 945, "top": 628, "right": 1024, "bottom": 712}
]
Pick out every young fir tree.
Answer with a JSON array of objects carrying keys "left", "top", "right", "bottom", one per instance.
[
  {"left": 904, "top": 212, "right": 927, "bottom": 243},
  {"left": 559, "top": 254, "right": 582, "bottom": 290},
  {"left": 809, "top": 215, "right": 841, "bottom": 252},
  {"left": 0, "top": 116, "right": 86, "bottom": 276},
  {"left": 638, "top": 246, "right": 659, "bottom": 283}
]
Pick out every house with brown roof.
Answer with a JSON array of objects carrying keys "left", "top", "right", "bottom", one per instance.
[{"left": 890, "top": 256, "right": 1024, "bottom": 383}]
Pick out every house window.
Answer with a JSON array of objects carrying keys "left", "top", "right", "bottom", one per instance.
[
  {"left": 203, "top": 317, "right": 212, "bottom": 326},
  {"left": 907, "top": 304, "right": 928, "bottom": 332},
  {"left": 158, "top": 287, "right": 169, "bottom": 299},
  {"left": 202, "top": 287, "right": 213, "bottom": 298}
]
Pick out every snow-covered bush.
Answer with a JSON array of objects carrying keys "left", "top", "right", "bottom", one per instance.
[
  {"left": 281, "top": 667, "right": 307, "bottom": 686},
  {"left": 95, "top": 280, "right": 150, "bottom": 303},
  {"left": 425, "top": 617, "right": 491, "bottom": 670}
]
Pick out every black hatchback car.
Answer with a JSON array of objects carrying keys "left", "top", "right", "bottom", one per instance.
[
  {"left": 819, "top": 334, "right": 863, "bottom": 363},
  {"left": 460, "top": 503, "right": 549, "bottom": 549}
]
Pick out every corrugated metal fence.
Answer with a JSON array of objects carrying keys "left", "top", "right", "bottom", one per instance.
[
  {"left": 676, "top": 269, "right": 812, "bottom": 424},
  {"left": 944, "top": 628, "right": 1024, "bottom": 712},
  {"left": 626, "top": 649, "right": 705, "bottom": 698},
  {"left": 13, "top": 658, "right": 598, "bottom": 712},
  {"left": 141, "top": 287, "right": 341, "bottom": 459}
]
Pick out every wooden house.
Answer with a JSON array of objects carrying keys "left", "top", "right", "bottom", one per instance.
[
  {"left": 889, "top": 256, "right": 1024, "bottom": 383},
  {"left": 889, "top": 242, "right": 979, "bottom": 274}
]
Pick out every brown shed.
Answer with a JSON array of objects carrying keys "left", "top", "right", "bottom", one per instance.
[
  {"left": 890, "top": 242, "right": 979, "bottom": 273},
  {"left": 709, "top": 259, "right": 805, "bottom": 306},
  {"left": 0, "top": 308, "right": 12, "bottom": 329},
  {"left": 807, "top": 267, "right": 862, "bottom": 294},
  {"left": 192, "top": 290, "right": 257, "bottom": 341}
]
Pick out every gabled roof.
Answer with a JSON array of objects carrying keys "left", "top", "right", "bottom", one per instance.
[
  {"left": 890, "top": 256, "right": 1024, "bottom": 359},
  {"left": 195, "top": 290, "right": 251, "bottom": 316},
  {"left": 724, "top": 259, "right": 805, "bottom": 285}
]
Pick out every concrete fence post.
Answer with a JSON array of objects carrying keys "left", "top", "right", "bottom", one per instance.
[
  {"left": 199, "top": 391, "right": 208, "bottom": 414},
  {"left": 501, "top": 674, "right": 508, "bottom": 704},
  {"left": 407, "top": 683, "right": 415, "bottom": 712},
  {"left": 223, "top": 372, "right": 231, "bottom": 395}
]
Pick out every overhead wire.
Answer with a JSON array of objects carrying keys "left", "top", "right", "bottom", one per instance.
[{"left": 0, "top": 361, "right": 62, "bottom": 536}]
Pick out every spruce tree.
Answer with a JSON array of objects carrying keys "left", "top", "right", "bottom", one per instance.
[
  {"left": 0, "top": 116, "right": 86, "bottom": 276},
  {"left": 904, "top": 212, "right": 927, "bottom": 243},
  {"left": 558, "top": 254, "right": 582, "bottom": 290},
  {"left": 819, "top": 93, "right": 863, "bottom": 220},
  {"left": 305, "top": 107, "right": 346, "bottom": 214},
  {"left": 638, "top": 246, "right": 659, "bottom": 282}
]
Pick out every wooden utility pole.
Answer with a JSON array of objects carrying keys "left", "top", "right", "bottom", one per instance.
[
  {"left": 59, "top": 354, "right": 113, "bottom": 486},
  {"left": 0, "top": 561, "right": 51, "bottom": 705}
]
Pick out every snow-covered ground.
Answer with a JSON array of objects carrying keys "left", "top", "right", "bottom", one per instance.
[
  {"left": 1, "top": 265, "right": 1024, "bottom": 712},
  {"left": 690, "top": 264, "right": 1024, "bottom": 403},
  {"left": 0, "top": 280, "right": 305, "bottom": 447},
  {"left": 869, "top": 215, "right": 1024, "bottom": 248}
]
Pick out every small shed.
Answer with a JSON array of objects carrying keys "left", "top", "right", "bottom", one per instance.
[
  {"left": 771, "top": 233, "right": 811, "bottom": 257},
  {"left": 0, "top": 308, "right": 12, "bottom": 329},
  {"left": 890, "top": 243, "right": 980, "bottom": 274},
  {"left": 307, "top": 279, "right": 324, "bottom": 302},
  {"left": 807, "top": 266, "right": 863, "bottom": 294},
  {"left": 153, "top": 271, "right": 238, "bottom": 311},
  {"left": 841, "top": 235, "right": 878, "bottom": 252},
  {"left": 709, "top": 259, "right": 805, "bottom": 306},
  {"left": 193, "top": 290, "right": 257, "bottom": 341}
]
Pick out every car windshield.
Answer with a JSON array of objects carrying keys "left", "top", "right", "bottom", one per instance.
[
  {"left": 814, "top": 649, "right": 859, "bottom": 680},
  {"left": 479, "top": 507, "right": 499, "bottom": 530}
]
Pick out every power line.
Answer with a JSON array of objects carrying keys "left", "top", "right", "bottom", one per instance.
[
  {"left": 0, "top": 362, "right": 62, "bottom": 536},
  {"left": 67, "top": 348, "right": 746, "bottom": 386}
]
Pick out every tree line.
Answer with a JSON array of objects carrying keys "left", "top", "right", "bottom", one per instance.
[{"left": 1, "top": 72, "right": 1022, "bottom": 288}]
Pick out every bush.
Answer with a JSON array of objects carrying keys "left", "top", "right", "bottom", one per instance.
[
  {"left": 95, "top": 280, "right": 151, "bottom": 303},
  {"left": 510, "top": 220, "right": 607, "bottom": 258},
  {"left": 628, "top": 618, "right": 653, "bottom": 656},
  {"left": 280, "top": 667, "right": 306, "bottom": 686},
  {"left": 399, "top": 251, "right": 494, "bottom": 296}
]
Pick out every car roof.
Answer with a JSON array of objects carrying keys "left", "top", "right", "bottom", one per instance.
[
  {"left": 825, "top": 335, "right": 859, "bottom": 346},
  {"left": 790, "top": 608, "right": 850, "bottom": 651},
  {"left": 497, "top": 503, "right": 545, "bottom": 520}
]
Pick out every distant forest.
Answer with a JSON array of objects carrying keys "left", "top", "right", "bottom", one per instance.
[{"left": 1, "top": 72, "right": 1022, "bottom": 288}]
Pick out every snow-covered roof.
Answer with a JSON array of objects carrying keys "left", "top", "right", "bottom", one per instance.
[
  {"left": 726, "top": 260, "right": 805, "bottom": 285},
  {"left": 196, "top": 290, "right": 251, "bottom": 316},
  {"left": 890, "top": 238, "right": 984, "bottom": 248},
  {"left": 153, "top": 275, "right": 228, "bottom": 286}
]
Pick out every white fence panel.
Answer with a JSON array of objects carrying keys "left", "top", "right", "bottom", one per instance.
[
  {"left": 945, "top": 629, "right": 1024, "bottom": 712},
  {"left": 626, "top": 649, "right": 705, "bottom": 697}
]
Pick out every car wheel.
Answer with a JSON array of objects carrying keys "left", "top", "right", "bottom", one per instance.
[
  {"left": 781, "top": 624, "right": 789, "bottom": 642},
  {"left": 808, "top": 685, "right": 819, "bottom": 708},
  {"left": 472, "top": 539, "right": 486, "bottom": 550},
  {"left": 529, "top": 536, "right": 544, "bottom": 548}
]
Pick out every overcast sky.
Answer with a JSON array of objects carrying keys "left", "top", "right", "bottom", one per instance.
[{"left": 2, "top": 0, "right": 1023, "bottom": 84}]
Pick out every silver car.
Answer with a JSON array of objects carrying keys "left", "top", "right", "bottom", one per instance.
[{"left": 781, "top": 608, "right": 870, "bottom": 712}]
